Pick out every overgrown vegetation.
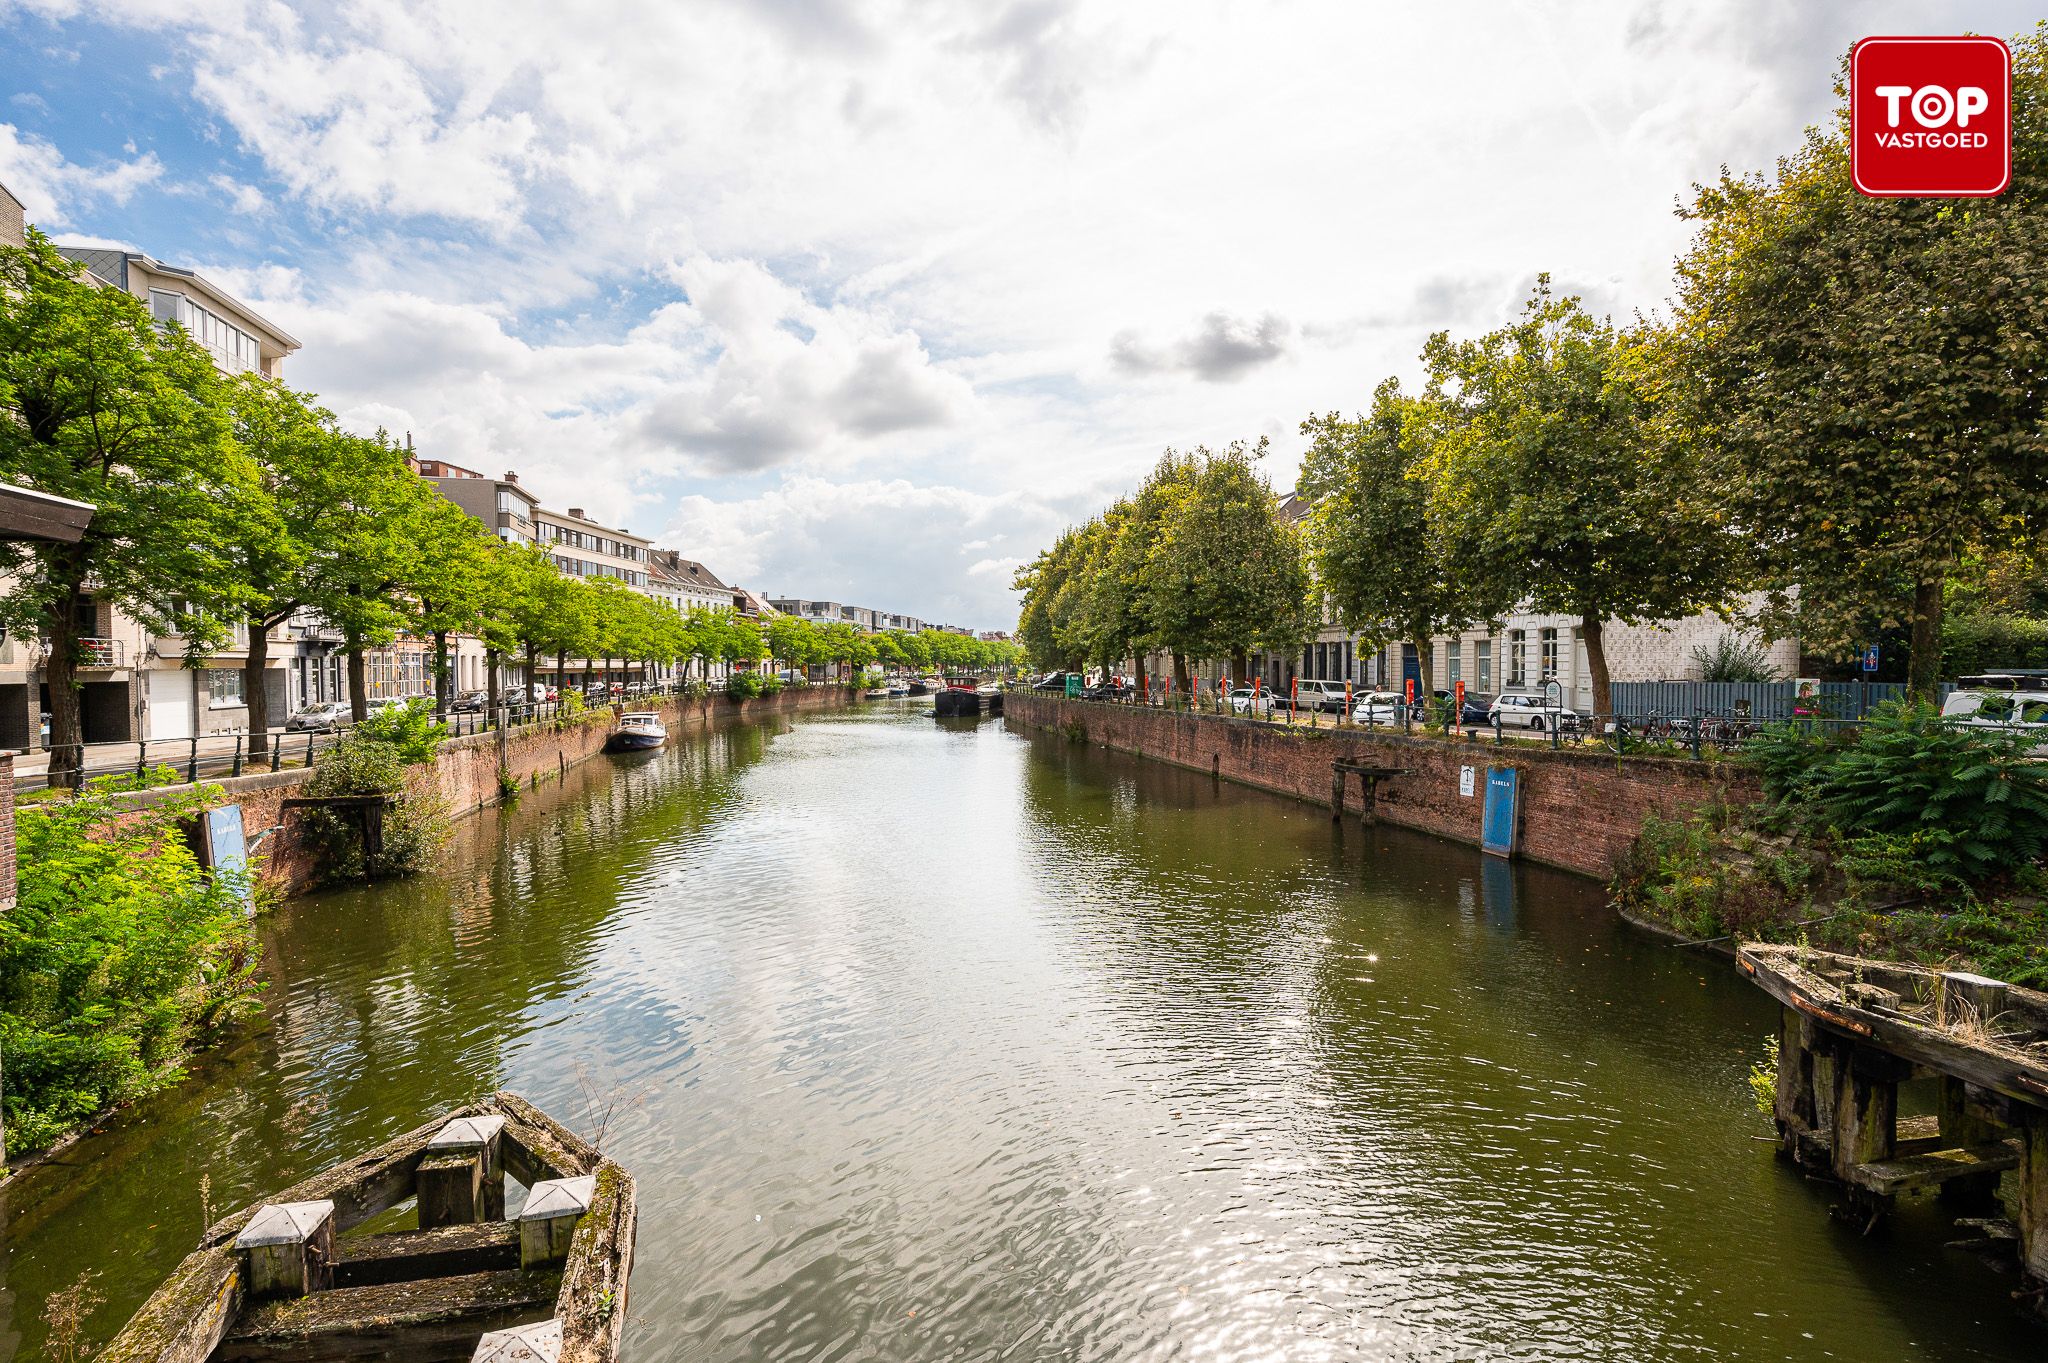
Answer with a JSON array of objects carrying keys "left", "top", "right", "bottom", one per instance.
[
  {"left": 0, "top": 777, "right": 262, "bottom": 1152},
  {"left": 298, "top": 717, "right": 452, "bottom": 884},
  {"left": 1612, "top": 701, "right": 2048, "bottom": 986}
]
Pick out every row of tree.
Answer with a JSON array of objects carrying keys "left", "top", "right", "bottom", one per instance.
[
  {"left": 1012, "top": 440, "right": 1312, "bottom": 692},
  {"left": 0, "top": 231, "right": 1012, "bottom": 776},
  {"left": 1021, "top": 30, "right": 2048, "bottom": 713}
]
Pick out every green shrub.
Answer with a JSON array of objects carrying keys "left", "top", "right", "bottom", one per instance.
[
  {"left": 1807, "top": 702, "right": 2048, "bottom": 881},
  {"left": 354, "top": 698, "right": 449, "bottom": 763},
  {"left": 1740, "top": 720, "right": 1852, "bottom": 802},
  {"left": 300, "top": 729, "right": 449, "bottom": 883},
  {"left": 726, "top": 672, "right": 764, "bottom": 699},
  {"left": 0, "top": 777, "right": 262, "bottom": 1150},
  {"left": 1941, "top": 611, "right": 2048, "bottom": 677}
]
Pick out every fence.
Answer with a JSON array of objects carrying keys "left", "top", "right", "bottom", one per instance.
[
  {"left": 16, "top": 681, "right": 732, "bottom": 794},
  {"left": 1606, "top": 680, "right": 1951, "bottom": 722}
]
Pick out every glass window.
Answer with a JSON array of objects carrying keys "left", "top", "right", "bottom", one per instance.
[
  {"left": 1508, "top": 631, "right": 1526, "bottom": 686},
  {"left": 208, "top": 669, "right": 244, "bottom": 707},
  {"left": 1447, "top": 640, "right": 1461, "bottom": 686},
  {"left": 1477, "top": 640, "right": 1493, "bottom": 692},
  {"left": 1539, "top": 628, "right": 1559, "bottom": 680}
]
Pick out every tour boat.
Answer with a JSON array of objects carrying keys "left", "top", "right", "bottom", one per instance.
[
  {"left": 607, "top": 712, "right": 667, "bottom": 751},
  {"left": 101, "top": 1092, "right": 636, "bottom": 1363},
  {"left": 864, "top": 687, "right": 891, "bottom": 699}
]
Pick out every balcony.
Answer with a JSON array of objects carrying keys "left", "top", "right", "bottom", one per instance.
[{"left": 78, "top": 637, "right": 123, "bottom": 668}]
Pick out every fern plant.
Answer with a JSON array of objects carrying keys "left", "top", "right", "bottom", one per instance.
[{"left": 1810, "top": 702, "right": 2048, "bottom": 881}]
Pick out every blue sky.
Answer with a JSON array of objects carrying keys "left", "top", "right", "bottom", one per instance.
[{"left": 2, "top": 1, "right": 2037, "bottom": 629}]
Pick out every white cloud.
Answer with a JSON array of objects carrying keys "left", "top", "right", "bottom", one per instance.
[
  {"left": 0, "top": 121, "right": 161, "bottom": 226},
  {"left": 13, "top": 0, "right": 2036, "bottom": 629}
]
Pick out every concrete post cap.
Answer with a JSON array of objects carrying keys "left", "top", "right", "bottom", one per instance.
[
  {"left": 427, "top": 1114, "right": 507, "bottom": 1150},
  {"left": 234, "top": 1199, "right": 335, "bottom": 1248},
  {"left": 519, "top": 1174, "right": 596, "bottom": 1221},
  {"left": 472, "top": 1318, "right": 563, "bottom": 1362}
]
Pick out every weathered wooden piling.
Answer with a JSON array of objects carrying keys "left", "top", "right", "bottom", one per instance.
[
  {"left": 1330, "top": 761, "right": 1408, "bottom": 826},
  {"left": 519, "top": 1175, "right": 596, "bottom": 1268},
  {"left": 1739, "top": 945, "right": 2048, "bottom": 1315},
  {"left": 233, "top": 1199, "right": 335, "bottom": 1299}
]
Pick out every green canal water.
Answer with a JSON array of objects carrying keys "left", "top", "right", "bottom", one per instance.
[{"left": 0, "top": 703, "right": 2040, "bottom": 1360}]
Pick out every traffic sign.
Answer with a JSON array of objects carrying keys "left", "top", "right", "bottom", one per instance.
[{"left": 1861, "top": 645, "right": 1880, "bottom": 673}]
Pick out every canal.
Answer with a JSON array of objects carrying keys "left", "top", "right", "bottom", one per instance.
[{"left": 1, "top": 704, "right": 2039, "bottom": 1360}]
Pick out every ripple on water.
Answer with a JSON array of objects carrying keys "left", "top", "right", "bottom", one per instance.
[{"left": 0, "top": 706, "right": 2041, "bottom": 1362}]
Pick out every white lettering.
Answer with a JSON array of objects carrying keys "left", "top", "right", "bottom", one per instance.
[
  {"left": 1875, "top": 84, "right": 1912, "bottom": 126},
  {"left": 1911, "top": 84, "right": 1955, "bottom": 128},
  {"left": 1956, "top": 85, "right": 1989, "bottom": 127}
]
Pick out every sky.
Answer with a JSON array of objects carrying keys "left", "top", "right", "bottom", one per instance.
[{"left": 0, "top": 2, "right": 2036, "bottom": 631}]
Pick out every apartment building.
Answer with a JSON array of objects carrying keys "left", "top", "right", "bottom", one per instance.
[
  {"left": 539, "top": 506, "right": 650, "bottom": 589},
  {"left": 420, "top": 461, "right": 541, "bottom": 547},
  {"left": 0, "top": 218, "right": 304, "bottom": 746},
  {"left": 767, "top": 599, "right": 931, "bottom": 634}
]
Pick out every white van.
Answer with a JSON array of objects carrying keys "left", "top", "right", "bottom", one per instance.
[
  {"left": 1942, "top": 689, "right": 2048, "bottom": 735},
  {"left": 1288, "top": 679, "right": 1351, "bottom": 713}
]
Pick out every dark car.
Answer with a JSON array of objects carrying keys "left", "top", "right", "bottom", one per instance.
[
  {"left": 1457, "top": 691, "right": 1496, "bottom": 727},
  {"left": 1032, "top": 672, "right": 1079, "bottom": 692},
  {"left": 451, "top": 689, "right": 489, "bottom": 713}
]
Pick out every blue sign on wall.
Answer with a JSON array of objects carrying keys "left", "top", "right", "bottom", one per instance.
[
  {"left": 205, "top": 804, "right": 253, "bottom": 912},
  {"left": 1861, "top": 645, "right": 1880, "bottom": 673},
  {"left": 1481, "top": 767, "right": 1518, "bottom": 858}
]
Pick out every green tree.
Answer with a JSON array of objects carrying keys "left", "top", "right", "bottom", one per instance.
[
  {"left": 1421, "top": 282, "right": 1739, "bottom": 716},
  {"left": 0, "top": 233, "right": 250, "bottom": 779},
  {"left": 1300, "top": 379, "right": 1479, "bottom": 686},
  {"left": 221, "top": 379, "right": 423, "bottom": 757},
  {"left": 1143, "top": 439, "right": 1314, "bottom": 687},
  {"left": 1672, "top": 28, "right": 2048, "bottom": 697}
]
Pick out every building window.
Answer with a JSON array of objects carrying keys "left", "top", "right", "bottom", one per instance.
[
  {"left": 208, "top": 669, "right": 244, "bottom": 708},
  {"left": 1539, "top": 627, "right": 1559, "bottom": 681},
  {"left": 1477, "top": 639, "right": 1493, "bottom": 693},
  {"left": 1447, "top": 640, "right": 1461, "bottom": 687},
  {"left": 1508, "top": 630, "right": 1527, "bottom": 687}
]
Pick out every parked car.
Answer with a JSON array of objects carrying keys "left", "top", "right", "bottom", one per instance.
[
  {"left": 1350, "top": 690, "right": 1406, "bottom": 724},
  {"left": 1943, "top": 689, "right": 2048, "bottom": 735},
  {"left": 1032, "top": 672, "right": 1081, "bottom": 692},
  {"left": 285, "top": 700, "right": 350, "bottom": 733},
  {"left": 1488, "top": 691, "right": 1582, "bottom": 732},
  {"left": 451, "top": 689, "right": 489, "bottom": 713},
  {"left": 1228, "top": 686, "right": 1276, "bottom": 717},
  {"left": 1289, "top": 678, "right": 1351, "bottom": 713},
  {"left": 1456, "top": 691, "right": 1496, "bottom": 727}
]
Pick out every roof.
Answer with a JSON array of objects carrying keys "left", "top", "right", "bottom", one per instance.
[
  {"left": 1275, "top": 489, "right": 1310, "bottom": 523},
  {"left": 0, "top": 179, "right": 22, "bottom": 213},
  {"left": 54, "top": 245, "right": 302, "bottom": 352},
  {"left": 649, "top": 549, "right": 730, "bottom": 593}
]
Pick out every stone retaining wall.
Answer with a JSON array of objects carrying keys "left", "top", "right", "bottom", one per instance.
[
  {"left": 116, "top": 686, "right": 853, "bottom": 897},
  {"left": 1004, "top": 693, "right": 1756, "bottom": 880}
]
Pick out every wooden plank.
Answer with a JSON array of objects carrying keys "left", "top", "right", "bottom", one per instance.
[
  {"left": 557, "top": 1163, "right": 636, "bottom": 1363},
  {"left": 1738, "top": 947, "right": 2048, "bottom": 1112},
  {"left": 1848, "top": 1140, "right": 2022, "bottom": 1197},
  {"left": 98, "top": 1248, "right": 241, "bottom": 1363},
  {"left": 1895, "top": 1113, "right": 1943, "bottom": 1156},
  {"left": 331, "top": 1222, "right": 519, "bottom": 1289},
  {"left": 215, "top": 1268, "right": 560, "bottom": 1363}
]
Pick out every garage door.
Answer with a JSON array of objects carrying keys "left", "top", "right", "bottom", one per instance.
[{"left": 147, "top": 668, "right": 193, "bottom": 741}]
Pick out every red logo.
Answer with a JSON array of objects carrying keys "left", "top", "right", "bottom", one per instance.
[{"left": 1851, "top": 36, "right": 2010, "bottom": 197}]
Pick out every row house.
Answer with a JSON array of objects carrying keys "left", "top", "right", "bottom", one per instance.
[{"left": 1180, "top": 488, "right": 1797, "bottom": 708}]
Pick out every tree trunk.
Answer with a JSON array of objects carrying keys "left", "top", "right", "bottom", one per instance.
[
  {"left": 556, "top": 649, "right": 568, "bottom": 701},
  {"left": 1173, "top": 652, "right": 1190, "bottom": 694},
  {"left": 1581, "top": 614, "right": 1612, "bottom": 719},
  {"left": 485, "top": 647, "right": 501, "bottom": 713},
  {"left": 433, "top": 630, "right": 451, "bottom": 716},
  {"left": 524, "top": 642, "right": 539, "bottom": 701},
  {"left": 1232, "top": 652, "right": 1249, "bottom": 686},
  {"left": 1133, "top": 653, "right": 1146, "bottom": 695},
  {"left": 1413, "top": 637, "right": 1435, "bottom": 699},
  {"left": 42, "top": 579, "right": 84, "bottom": 782},
  {"left": 245, "top": 613, "right": 272, "bottom": 760},
  {"left": 346, "top": 632, "right": 368, "bottom": 723},
  {"left": 1908, "top": 577, "right": 1944, "bottom": 702}
]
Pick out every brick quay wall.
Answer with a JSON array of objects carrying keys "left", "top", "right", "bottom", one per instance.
[
  {"left": 117, "top": 685, "right": 854, "bottom": 897},
  {"left": 1004, "top": 693, "right": 1757, "bottom": 881}
]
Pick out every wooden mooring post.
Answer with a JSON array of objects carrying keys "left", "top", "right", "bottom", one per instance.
[
  {"left": 1739, "top": 944, "right": 2048, "bottom": 1314},
  {"left": 1330, "top": 761, "right": 1409, "bottom": 827}
]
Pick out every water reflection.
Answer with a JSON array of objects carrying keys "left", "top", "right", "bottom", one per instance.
[{"left": 0, "top": 707, "right": 2038, "bottom": 1361}]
